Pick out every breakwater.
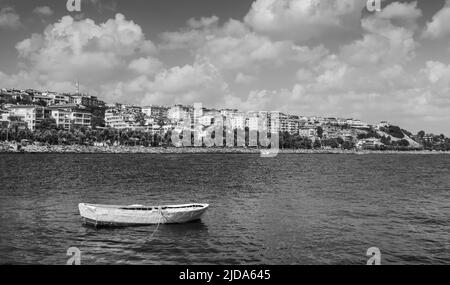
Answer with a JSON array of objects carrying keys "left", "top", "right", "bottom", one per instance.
[{"left": 0, "top": 144, "right": 448, "bottom": 154}]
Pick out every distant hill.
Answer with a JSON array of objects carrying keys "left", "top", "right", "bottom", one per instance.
[{"left": 377, "top": 125, "right": 421, "bottom": 148}]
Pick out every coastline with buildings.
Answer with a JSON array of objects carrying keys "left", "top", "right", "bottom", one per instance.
[{"left": 1, "top": 87, "right": 450, "bottom": 154}]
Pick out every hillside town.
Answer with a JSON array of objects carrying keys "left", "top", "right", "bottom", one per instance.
[{"left": 1, "top": 87, "right": 449, "bottom": 152}]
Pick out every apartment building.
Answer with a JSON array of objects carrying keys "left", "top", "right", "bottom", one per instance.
[
  {"left": 105, "top": 109, "right": 131, "bottom": 129},
  {"left": 48, "top": 93, "right": 71, "bottom": 105},
  {"left": 220, "top": 109, "right": 239, "bottom": 118},
  {"left": 142, "top": 106, "right": 169, "bottom": 120},
  {"left": 268, "top": 112, "right": 289, "bottom": 133},
  {"left": 104, "top": 108, "right": 143, "bottom": 130},
  {"left": 225, "top": 112, "right": 245, "bottom": 130},
  {"left": 287, "top": 116, "right": 300, "bottom": 135},
  {"left": 32, "top": 94, "right": 53, "bottom": 105},
  {"left": 8, "top": 105, "right": 51, "bottom": 131},
  {"left": 168, "top": 105, "right": 193, "bottom": 124},
  {"left": 70, "top": 94, "right": 103, "bottom": 108},
  {"left": 0, "top": 110, "right": 10, "bottom": 130},
  {"left": 48, "top": 104, "right": 92, "bottom": 129},
  {"left": 299, "top": 126, "right": 318, "bottom": 138}
]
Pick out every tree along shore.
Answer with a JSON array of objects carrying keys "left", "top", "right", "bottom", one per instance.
[{"left": 2, "top": 118, "right": 449, "bottom": 152}]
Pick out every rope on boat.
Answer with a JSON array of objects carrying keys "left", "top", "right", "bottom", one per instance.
[
  {"left": 149, "top": 206, "right": 165, "bottom": 240},
  {"left": 95, "top": 209, "right": 99, "bottom": 228}
]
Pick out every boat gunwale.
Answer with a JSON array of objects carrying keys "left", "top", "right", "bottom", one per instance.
[{"left": 79, "top": 203, "right": 209, "bottom": 211}]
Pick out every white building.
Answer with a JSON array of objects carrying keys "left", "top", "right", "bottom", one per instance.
[
  {"left": 268, "top": 112, "right": 289, "bottom": 133},
  {"left": 198, "top": 115, "right": 215, "bottom": 127},
  {"left": 247, "top": 114, "right": 260, "bottom": 131},
  {"left": 46, "top": 92, "right": 71, "bottom": 105},
  {"left": 0, "top": 110, "right": 11, "bottom": 121},
  {"left": 228, "top": 113, "right": 246, "bottom": 130},
  {"left": 50, "top": 109, "right": 71, "bottom": 129},
  {"left": 287, "top": 116, "right": 300, "bottom": 134},
  {"left": 8, "top": 105, "right": 49, "bottom": 131},
  {"left": 142, "top": 106, "right": 169, "bottom": 119},
  {"left": 48, "top": 104, "right": 92, "bottom": 129},
  {"left": 105, "top": 109, "right": 133, "bottom": 129},
  {"left": 356, "top": 138, "right": 383, "bottom": 149},
  {"left": 168, "top": 105, "right": 192, "bottom": 123},
  {"left": 299, "top": 127, "right": 318, "bottom": 138},
  {"left": 70, "top": 94, "right": 101, "bottom": 108},
  {"left": 376, "top": 121, "right": 390, "bottom": 130},
  {"left": 347, "top": 119, "right": 370, "bottom": 129},
  {"left": 32, "top": 94, "right": 53, "bottom": 105},
  {"left": 0, "top": 110, "right": 11, "bottom": 129},
  {"left": 220, "top": 109, "right": 239, "bottom": 118}
]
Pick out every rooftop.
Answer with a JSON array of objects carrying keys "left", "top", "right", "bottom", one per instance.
[
  {"left": 8, "top": 105, "right": 43, "bottom": 109},
  {"left": 47, "top": 103, "right": 88, "bottom": 111}
]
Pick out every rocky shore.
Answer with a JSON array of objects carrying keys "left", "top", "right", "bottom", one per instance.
[{"left": 0, "top": 144, "right": 448, "bottom": 155}]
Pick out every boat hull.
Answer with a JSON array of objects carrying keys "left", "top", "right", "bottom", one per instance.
[{"left": 79, "top": 203, "right": 209, "bottom": 227}]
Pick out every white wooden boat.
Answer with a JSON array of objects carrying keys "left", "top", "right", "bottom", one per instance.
[{"left": 78, "top": 203, "right": 209, "bottom": 227}]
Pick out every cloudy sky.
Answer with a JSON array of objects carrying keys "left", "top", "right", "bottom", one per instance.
[{"left": 1, "top": 0, "right": 450, "bottom": 135}]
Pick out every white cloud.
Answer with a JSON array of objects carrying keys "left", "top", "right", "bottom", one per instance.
[
  {"left": 340, "top": 1, "right": 421, "bottom": 66},
  {"left": 159, "top": 16, "right": 224, "bottom": 50},
  {"left": 379, "top": 64, "right": 404, "bottom": 80},
  {"left": 103, "top": 62, "right": 230, "bottom": 107},
  {"left": 421, "top": 61, "right": 450, "bottom": 91},
  {"left": 244, "top": 0, "right": 365, "bottom": 42},
  {"left": 235, "top": 72, "right": 256, "bottom": 84},
  {"left": 161, "top": 16, "right": 329, "bottom": 72},
  {"left": 187, "top": 15, "right": 220, "bottom": 29},
  {"left": 315, "top": 56, "right": 351, "bottom": 90},
  {"left": 0, "top": 13, "right": 159, "bottom": 101},
  {"left": 12, "top": 14, "right": 157, "bottom": 88},
  {"left": 128, "top": 57, "right": 164, "bottom": 75},
  {"left": 33, "top": 6, "right": 54, "bottom": 17},
  {"left": 423, "top": 0, "right": 450, "bottom": 39},
  {"left": 150, "top": 63, "right": 223, "bottom": 94},
  {"left": 0, "top": 6, "right": 21, "bottom": 29},
  {"left": 295, "top": 68, "right": 314, "bottom": 82},
  {"left": 196, "top": 32, "right": 328, "bottom": 71},
  {"left": 377, "top": 1, "right": 422, "bottom": 30}
]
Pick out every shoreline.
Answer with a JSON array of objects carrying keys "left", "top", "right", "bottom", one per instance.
[{"left": 1, "top": 144, "right": 449, "bottom": 155}]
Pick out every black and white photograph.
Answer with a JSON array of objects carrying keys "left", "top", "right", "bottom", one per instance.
[{"left": 0, "top": 0, "right": 449, "bottom": 272}]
